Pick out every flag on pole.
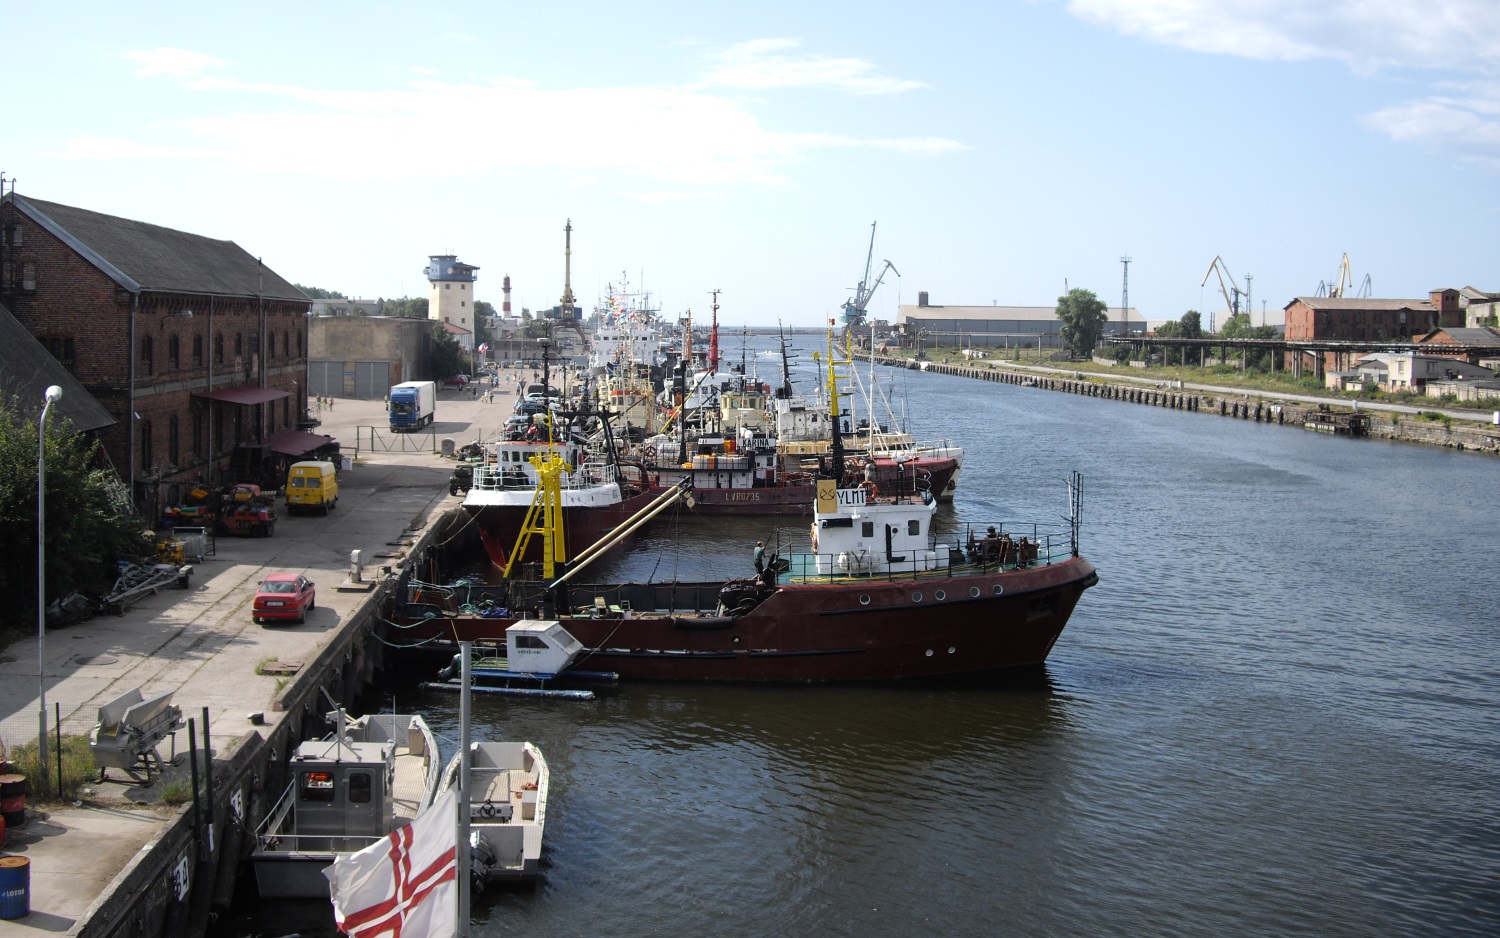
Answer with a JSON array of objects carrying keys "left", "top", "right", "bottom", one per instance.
[{"left": 325, "top": 788, "right": 459, "bottom": 937}]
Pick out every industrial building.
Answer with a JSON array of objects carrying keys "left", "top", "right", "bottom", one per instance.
[{"left": 895, "top": 291, "right": 1141, "bottom": 351}]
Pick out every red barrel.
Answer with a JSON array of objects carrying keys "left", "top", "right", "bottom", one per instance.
[
  {"left": 0, "top": 855, "right": 29, "bottom": 919},
  {"left": 0, "top": 775, "right": 24, "bottom": 830}
]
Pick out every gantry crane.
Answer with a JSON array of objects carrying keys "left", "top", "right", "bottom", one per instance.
[{"left": 842, "top": 222, "right": 899, "bottom": 332}]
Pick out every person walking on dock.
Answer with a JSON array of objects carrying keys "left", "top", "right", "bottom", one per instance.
[{"left": 754, "top": 541, "right": 765, "bottom": 573}]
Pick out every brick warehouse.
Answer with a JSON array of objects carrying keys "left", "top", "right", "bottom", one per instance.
[{"left": 0, "top": 192, "right": 313, "bottom": 518}]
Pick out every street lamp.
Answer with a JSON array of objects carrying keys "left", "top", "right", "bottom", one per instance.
[{"left": 38, "top": 384, "right": 61, "bottom": 785}]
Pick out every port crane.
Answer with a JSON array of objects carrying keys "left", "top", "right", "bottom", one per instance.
[
  {"left": 1316, "top": 253, "right": 1355, "bottom": 298},
  {"left": 842, "top": 222, "right": 899, "bottom": 332},
  {"left": 1201, "top": 255, "right": 1247, "bottom": 327}
]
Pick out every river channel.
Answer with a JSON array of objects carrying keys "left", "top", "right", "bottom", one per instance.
[{"left": 235, "top": 338, "right": 1499, "bottom": 936}]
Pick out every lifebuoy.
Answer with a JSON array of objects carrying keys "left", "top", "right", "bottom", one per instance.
[
  {"left": 644, "top": 444, "right": 658, "bottom": 462},
  {"left": 860, "top": 480, "right": 879, "bottom": 500}
]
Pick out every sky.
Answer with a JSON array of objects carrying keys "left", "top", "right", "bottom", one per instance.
[{"left": 5, "top": 1, "right": 1498, "bottom": 328}]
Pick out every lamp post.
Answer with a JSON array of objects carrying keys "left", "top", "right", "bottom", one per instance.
[{"left": 38, "top": 384, "right": 62, "bottom": 784}]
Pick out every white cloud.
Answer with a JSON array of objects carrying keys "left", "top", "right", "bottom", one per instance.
[
  {"left": 1067, "top": 0, "right": 1500, "bottom": 73},
  {"left": 55, "top": 54, "right": 959, "bottom": 189},
  {"left": 1363, "top": 81, "right": 1500, "bottom": 172},
  {"left": 700, "top": 38, "right": 927, "bottom": 95},
  {"left": 123, "top": 47, "right": 226, "bottom": 78},
  {"left": 1069, "top": 1, "right": 1500, "bottom": 170}
]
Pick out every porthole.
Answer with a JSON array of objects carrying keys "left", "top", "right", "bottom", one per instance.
[
  {"left": 925, "top": 649, "right": 934, "bottom": 657},
  {"left": 935, "top": 590, "right": 946, "bottom": 601},
  {"left": 859, "top": 594, "right": 871, "bottom": 605},
  {"left": 969, "top": 587, "right": 981, "bottom": 598},
  {"left": 911, "top": 591, "right": 923, "bottom": 603},
  {"left": 948, "top": 646, "right": 956, "bottom": 654},
  {"left": 993, "top": 584, "right": 1004, "bottom": 595}
]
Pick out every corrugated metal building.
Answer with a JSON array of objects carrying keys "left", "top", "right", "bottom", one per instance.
[{"left": 896, "top": 292, "right": 1140, "bottom": 349}]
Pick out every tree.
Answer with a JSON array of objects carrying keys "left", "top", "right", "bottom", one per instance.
[
  {"left": 379, "top": 297, "right": 429, "bottom": 319},
  {"left": 0, "top": 401, "right": 150, "bottom": 636},
  {"left": 1178, "top": 310, "right": 1203, "bottom": 338},
  {"left": 1056, "top": 288, "right": 1110, "bottom": 358},
  {"left": 295, "top": 284, "right": 346, "bottom": 299},
  {"left": 429, "top": 321, "right": 466, "bottom": 379}
]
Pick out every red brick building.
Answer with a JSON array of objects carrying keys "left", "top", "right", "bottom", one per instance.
[
  {"left": 1284, "top": 290, "right": 1464, "bottom": 342},
  {"left": 1, "top": 193, "right": 311, "bottom": 515}
]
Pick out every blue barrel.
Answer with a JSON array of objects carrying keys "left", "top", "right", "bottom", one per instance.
[{"left": 0, "top": 855, "right": 29, "bottom": 919}]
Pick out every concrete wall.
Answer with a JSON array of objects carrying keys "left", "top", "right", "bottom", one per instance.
[{"left": 310, "top": 315, "right": 430, "bottom": 392}]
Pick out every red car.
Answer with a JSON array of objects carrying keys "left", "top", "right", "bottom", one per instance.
[{"left": 252, "top": 572, "right": 316, "bottom": 624}]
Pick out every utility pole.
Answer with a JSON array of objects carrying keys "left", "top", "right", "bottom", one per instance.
[{"left": 1120, "top": 256, "right": 1132, "bottom": 337}]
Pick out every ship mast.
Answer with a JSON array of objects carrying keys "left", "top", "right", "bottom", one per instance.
[
  {"left": 708, "top": 289, "right": 721, "bottom": 374},
  {"left": 559, "top": 219, "right": 576, "bottom": 308}
]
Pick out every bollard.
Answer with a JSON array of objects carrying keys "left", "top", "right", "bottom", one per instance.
[{"left": 349, "top": 549, "right": 363, "bottom": 583}]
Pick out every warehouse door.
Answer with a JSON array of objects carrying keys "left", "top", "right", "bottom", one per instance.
[
  {"left": 355, "top": 361, "right": 388, "bottom": 399},
  {"left": 308, "top": 361, "right": 341, "bottom": 398}
]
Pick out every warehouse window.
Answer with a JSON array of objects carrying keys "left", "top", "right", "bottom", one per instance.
[
  {"left": 169, "top": 415, "right": 180, "bottom": 465},
  {"left": 193, "top": 334, "right": 203, "bottom": 366},
  {"left": 141, "top": 335, "right": 154, "bottom": 375},
  {"left": 168, "top": 335, "right": 180, "bottom": 371}
]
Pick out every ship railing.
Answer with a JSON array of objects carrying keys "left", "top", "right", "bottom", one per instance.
[
  {"left": 471, "top": 459, "right": 624, "bottom": 492},
  {"left": 769, "top": 521, "right": 1073, "bottom": 583}
]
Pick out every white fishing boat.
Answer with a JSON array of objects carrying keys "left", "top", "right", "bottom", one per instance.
[
  {"left": 441, "top": 739, "right": 549, "bottom": 889},
  {"left": 252, "top": 710, "right": 442, "bottom": 899}
]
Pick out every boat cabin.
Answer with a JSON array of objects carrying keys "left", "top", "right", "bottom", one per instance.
[
  {"left": 285, "top": 723, "right": 407, "bottom": 846},
  {"left": 506, "top": 620, "right": 584, "bottom": 676},
  {"left": 807, "top": 481, "right": 945, "bottom": 576}
]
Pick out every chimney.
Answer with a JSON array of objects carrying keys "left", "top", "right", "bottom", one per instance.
[{"left": 917, "top": 291, "right": 929, "bottom": 308}]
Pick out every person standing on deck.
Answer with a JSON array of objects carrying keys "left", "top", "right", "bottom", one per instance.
[{"left": 754, "top": 541, "right": 766, "bottom": 573}]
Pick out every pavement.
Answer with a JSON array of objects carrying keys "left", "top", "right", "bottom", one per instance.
[{"left": 0, "top": 373, "right": 525, "bottom": 934}]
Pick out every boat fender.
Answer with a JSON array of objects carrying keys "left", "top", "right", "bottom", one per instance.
[{"left": 479, "top": 800, "right": 498, "bottom": 819}]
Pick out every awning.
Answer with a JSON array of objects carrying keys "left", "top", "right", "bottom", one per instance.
[
  {"left": 266, "top": 429, "right": 339, "bottom": 457},
  {"left": 191, "top": 386, "right": 292, "bottom": 405}
]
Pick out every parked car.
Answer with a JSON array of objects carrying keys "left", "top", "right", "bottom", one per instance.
[{"left": 252, "top": 572, "right": 316, "bottom": 624}]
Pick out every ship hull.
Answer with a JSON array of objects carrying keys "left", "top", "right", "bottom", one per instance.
[
  {"left": 470, "top": 487, "right": 662, "bottom": 566},
  {"left": 393, "top": 556, "right": 1097, "bottom": 683}
]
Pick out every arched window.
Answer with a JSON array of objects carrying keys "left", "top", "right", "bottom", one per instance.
[
  {"left": 168, "top": 335, "right": 180, "bottom": 370},
  {"left": 141, "top": 335, "right": 154, "bottom": 375},
  {"left": 193, "top": 334, "right": 204, "bottom": 366}
]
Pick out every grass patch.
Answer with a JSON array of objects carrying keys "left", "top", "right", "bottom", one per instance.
[
  {"left": 2, "top": 735, "right": 98, "bottom": 805},
  {"left": 160, "top": 780, "right": 192, "bottom": 806},
  {"left": 255, "top": 656, "right": 276, "bottom": 675}
]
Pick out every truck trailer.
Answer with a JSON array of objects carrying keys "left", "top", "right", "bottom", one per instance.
[{"left": 389, "top": 380, "right": 437, "bottom": 431}]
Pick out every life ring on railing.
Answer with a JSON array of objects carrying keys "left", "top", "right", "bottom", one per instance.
[
  {"left": 644, "top": 444, "right": 658, "bottom": 463},
  {"left": 860, "top": 480, "right": 879, "bottom": 500},
  {"left": 480, "top": 801, "right": 498, "bottom": 818}
]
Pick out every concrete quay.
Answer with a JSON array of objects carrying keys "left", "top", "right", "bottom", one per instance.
[{"left": 0, "top": 378, "right": 518, "bottom": 936}]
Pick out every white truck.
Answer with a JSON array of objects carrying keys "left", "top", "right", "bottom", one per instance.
[{"left": 388, "top": 380, "right": 437, "bottom": 431}]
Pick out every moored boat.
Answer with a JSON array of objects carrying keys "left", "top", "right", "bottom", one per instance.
[
  {"left": 252, "top": 710, "right": 442, "bottom": 899},
  {"left": 440, "top": 740, "right": 549, "bottom": 889},
  {"left": 388, "top": 469, "right": 1096, "bottom": 683},
  {"left": 464, "top": 432, "right": 659, "bottom": 568}
]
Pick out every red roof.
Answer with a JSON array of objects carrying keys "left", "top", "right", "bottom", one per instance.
[{"left": 266, "top": 429, "right": 338, "bottom": 457}]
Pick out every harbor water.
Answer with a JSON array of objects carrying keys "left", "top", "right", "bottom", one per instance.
[{"left": 232, "top": 344, "right": 1499, "bottom": 936}]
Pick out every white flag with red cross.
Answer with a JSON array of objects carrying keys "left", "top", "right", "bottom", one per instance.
[{"left": 324, "top": 788, "right": 459, "bottom": 937}]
